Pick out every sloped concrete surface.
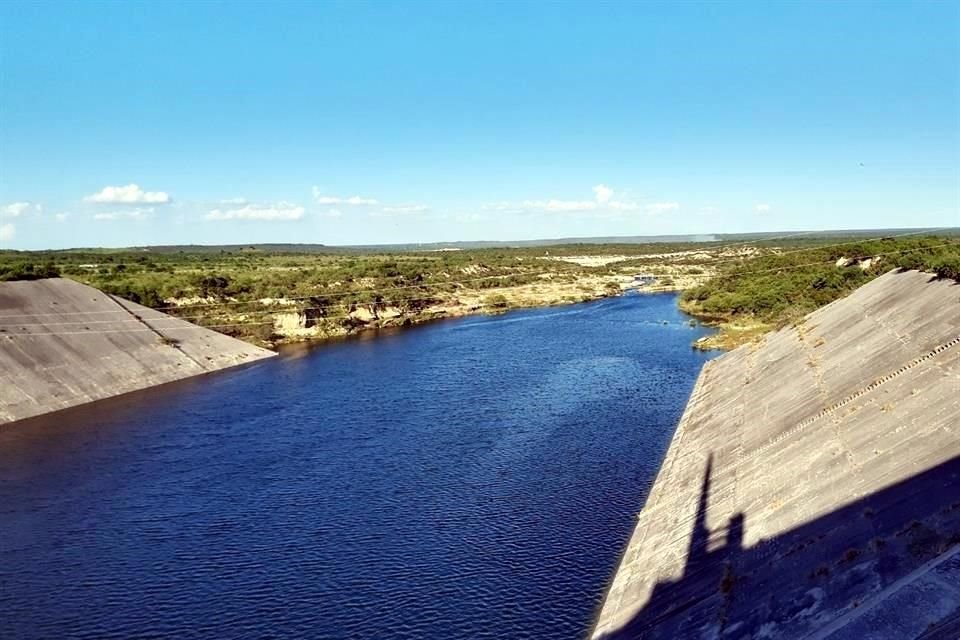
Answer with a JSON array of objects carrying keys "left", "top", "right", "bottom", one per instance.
[
  {"left": 0, "top": 278, "right": 275, "bottom": 425},
  {"left": 593, "top": 270, "right": 960, "bottom": 639}
]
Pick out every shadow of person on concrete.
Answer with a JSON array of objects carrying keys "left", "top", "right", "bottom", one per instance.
[{"left": 593, "top": 454, "right": 960, "bottom": 640}]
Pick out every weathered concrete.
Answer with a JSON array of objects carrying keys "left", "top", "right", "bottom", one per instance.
[
  {"left": 593, "top": 270, "right": 960, "bottom": 639},
  {"left": 0, "top": 278, "right": 275, "bottom": 425}
]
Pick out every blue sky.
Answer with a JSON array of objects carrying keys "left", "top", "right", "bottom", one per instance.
[{"left": 1, "top": 0, "right": 957, "bottom": 249}]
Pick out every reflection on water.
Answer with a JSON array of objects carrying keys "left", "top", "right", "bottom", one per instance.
[{"left": 0, "top": 293, "right": 715, "bottom": 639}]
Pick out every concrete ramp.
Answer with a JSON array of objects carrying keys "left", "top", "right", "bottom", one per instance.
[
  {"left": 0, "top": 278, "right": 275, "bottom": 425},
  {"left": 593, "top": 269, "right": 960, "bottom": 639}
]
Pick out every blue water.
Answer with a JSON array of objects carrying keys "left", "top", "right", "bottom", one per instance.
[{"left": 0, "top": 293, "right": 714, "bottom": 639}]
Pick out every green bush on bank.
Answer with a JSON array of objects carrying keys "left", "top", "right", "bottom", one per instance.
[
  {"left": 0, "top": 262, "right": 61, "bottom": 281},
  {"left": 681, "top": 237, "right": 960, "bottom": 327}
]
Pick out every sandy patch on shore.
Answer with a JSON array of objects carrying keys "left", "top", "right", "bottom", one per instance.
[{"left": 541, "top": 255, "right": 635, "bottom": 267}]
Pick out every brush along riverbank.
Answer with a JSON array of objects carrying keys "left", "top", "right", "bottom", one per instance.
[
  {"left": 3, "top": 233, "right": 955, "bottom": 350},
  {"left": 680, "top": 235, "right": 960, "bottom": 350}
]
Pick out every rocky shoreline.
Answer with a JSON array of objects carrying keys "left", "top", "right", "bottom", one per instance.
[{"left": 263, "top": 275, "right": 649, "bottom": 348}]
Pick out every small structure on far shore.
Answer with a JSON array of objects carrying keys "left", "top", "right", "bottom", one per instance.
[{"left": 632, "top": 273, "right": 657, "bottom": 286}]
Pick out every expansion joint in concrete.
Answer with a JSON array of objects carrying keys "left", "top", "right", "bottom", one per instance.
[
  {"left": 737, "top": 335, "right": 960, "bottom": 467},
  {"left": 106, "top": 294, "right": 207, "bottom": 370}
]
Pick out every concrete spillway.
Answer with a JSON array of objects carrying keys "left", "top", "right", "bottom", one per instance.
[
  {"left": 593, "top": 269, "right": 960, "bottom": 639},
  {"left": 0, "top": 278, "right": 275, "bottom": 425}
]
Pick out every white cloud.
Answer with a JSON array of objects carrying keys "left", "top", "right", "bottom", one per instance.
[
  {"left": 0, "top": 223, "right": 14, "bottom": 242},
  {"left": 315, "top": 195, "right": 380, "bottom": 205},
  {"left": 646, "top": 202, "right": 680, "bottom": 214},
  {"left": 523, "top": 199, "right": 598, "bottom": 212},
  {"left": 482, "top": 201, "right": 523, "bottom": 213},
  {"left": 206, "top": 201, "right": 305, "bottom": 221},
  {"left": 521, "top": 183, "right": 621, "bottom": 212},
  {"left": 346, "top": 196, "right": 379, "bottom": 205},
  {"left": 593, "top": 184, "right": 614, "bottom": 204},
  {"left": 54, "top": 212, "right": 71, "bottom": 222},
  {"left": 1, "top": 201, "right": 38, "bottom": 217},
  {"left": 380, "top": 204, "right": 429, "bottom": 214},
  {"left": 320, "top": 208, "right": 343, "bottom": 218},
  {"left": 85, "top": 184, "right": 172, "bottom": 204},
  {"left": 312, "top": 187, "right": 378, "bottom": 206},
  {"left": 94, "top": 208, "right": 154, "bottom": 221},
  {"left": 755, "top": 203, "right": 772, "bottom": 213},
  {"left": 484, "top": 185, "right": 677, "bottom": 216}
]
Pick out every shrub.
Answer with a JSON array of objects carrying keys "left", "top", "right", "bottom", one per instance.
[
  {"left": 196, "top": 275, "right": 231, "bottom": 298},
  {"left": 485, "top": 294, "right": 509, "bottom": 308},
  {"left": 0, "top": 262, "right": 61, "bottom": 281}
]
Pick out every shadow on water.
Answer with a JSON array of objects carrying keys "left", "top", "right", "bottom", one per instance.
[
  {"left": 277, "top": 292, "right": 691, "bottom": 358},
  {"left": 595, "top": 454, "right": 960, "bottom": 640},
  {"left": 275, "top": 314, "right": 465, "bottom": 358}
]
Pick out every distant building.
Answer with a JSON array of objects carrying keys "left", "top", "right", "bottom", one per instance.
[{"left": 632, "top": 273, "right": 656, "bottom": 286}]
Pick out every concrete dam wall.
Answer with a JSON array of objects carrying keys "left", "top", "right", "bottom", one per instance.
[
  {"left": 593, "top": 269, "right": 960, "bottom": 639},
  {"left": 0, "top": 278, "right": 275, "bottom": 425}
]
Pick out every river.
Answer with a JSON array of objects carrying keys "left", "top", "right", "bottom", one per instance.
[{"left": 0, "top": 292, "right": 715, "bottom": 639}]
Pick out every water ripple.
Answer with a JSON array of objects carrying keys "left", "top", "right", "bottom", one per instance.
[{"left": 0, "top": 293, "right": 715, "bottom": 639}]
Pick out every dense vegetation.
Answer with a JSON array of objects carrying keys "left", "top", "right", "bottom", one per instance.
[
  {"left": 0, "top": 244, "right": 650, "bottom": 343},
  {"left": 0, "top": 241, "right": 707, "bottom": 309},
  {"left": 0, "top": 261, "right": 61, "bottom": 281},
  {"left": 1, "top": 231, "right": 956, "bottom": 348},
  {"left": 681, "top": 236, "right": 960, "bottom": 327}
]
